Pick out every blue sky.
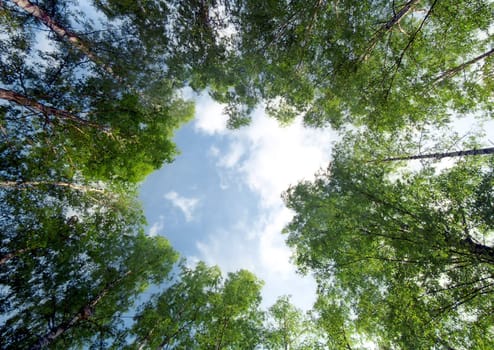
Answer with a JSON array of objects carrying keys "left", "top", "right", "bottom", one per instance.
[{"left": 139, "top": 91, "right": 337, "bottom": 309}]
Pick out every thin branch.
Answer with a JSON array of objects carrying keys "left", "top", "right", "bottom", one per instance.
[
  {"left": 11, "top": 0, "right": 118, "bottom": 79},
  {"left": 360, "top": 0, "right": 421, "bottom": 62},
  {"left": 30, "top": 270, "right": 133, "bottom": 350},
  {"left": 432, "top": 47, "right": 494, "bottom": 84},
  {"left": 384, "top": 0, "right": 438, "bottom": 99},
  {"left": 0, "top": 180, "right": 107, "bottom": 194}
]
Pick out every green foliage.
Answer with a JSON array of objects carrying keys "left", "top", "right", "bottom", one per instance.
[
  {"left": 129, "top": 263, "right": 265, "bottom": 350},
  {"left": 1, "top": 0, "right": 194, "bottom": 183},
  {"left": 284, "top": 146, "right": 494, "bottom": 348},
  {"left": 0, "top": 181, "right": 178, "bottom": 349},
  {"left": 264, "top": 295, "right": 327, "bottom": 350},
  {"left": 185, "top": 0, "right": 494, "bottom": 130}
]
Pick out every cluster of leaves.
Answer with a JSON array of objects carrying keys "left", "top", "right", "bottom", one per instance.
[{"left": 175, "top": 0, "right": 494, "bottom": 129}]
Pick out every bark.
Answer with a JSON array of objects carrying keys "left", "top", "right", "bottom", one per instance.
[
  {"left": 433, "top": 48, "right": 494, "bottom": 84},
  {"left": 0, "top": 180, "right": 107, "bottom": 194},
  {"left": 461, "top": 236, "right": 494, "bottom": 263},
  {"left": 384, "top": 0, "right": 438, "bottom": 99},
  {"left": 30, "top": 270, "right": 132, "bottom": 350},
  {"left": 0, "top": 88, "right": 111, "bottom": 133},
  {"left": 11, "top": 0, "right": 117, "bottom": 78},
  {"left": 214, "top": 316, "right": 230, "bottom": 350},
  {"left": 381, "top": 147, "right": 494, "bottom": 162},
  {"left": 0, "top": 248, "right": 30, "bottom": 265},
  {"left": 342, "top": 328, "right": 353, "bottom": 350},
  {"left": 360, "top": 0, "right": 421, "bottom": 61}
]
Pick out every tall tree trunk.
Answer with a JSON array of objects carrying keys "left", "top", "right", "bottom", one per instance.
[
  {"left": 0, "top": 248, "right": 31, "bottom": 265},
  {"left": 0, "top": 88, "right": 111, "bottom": 133},
  {"left": 433, "top": 48, "right": 494, "bottom": 84},
  {"left": 0, "top": 180, "right": 107, "bottom": 194},
  {"left": 461, "top": 236, "right": 494, "bottom": 263},
  {"left": 30, "top": 271, "right": 133, "bottom": 350},
  {"left": 11, "top": 0, "right": 117, "bottom": 78},
  {"left": 214, "top": 316, "right": 230, "bottom": 350},
  {"left": 381, "top": 147, "right": 494, "bottom": 162},
  {"left": 360, "top": 0, "right": 421, "bottom": 61}
]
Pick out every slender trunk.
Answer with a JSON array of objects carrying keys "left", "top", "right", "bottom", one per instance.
[
  {"left": 214, "top": 316, "right": 230, "bottom": 350},
  {"left": 433, "top": 48, "right": 494, "bottom": 84},
  {"left": 0, "top": 88, "right": 111, "bottom": 133},
  {"left": 360, "top": 0, "right": 421, "bottom": 61},
  {"left": 11, "top": 0, "right": 116, "bottom": 78},
  {"left": 342, "top": 328, "right": 353, "bottom": 350},
  {"left": 384, "top": 0, "right": 438, "bottom": 99},
  {"left": 0, "top": 180, "right": 107, "bottom": 194},
  {"left": 381, "top": 147, "right": 494, "bottom": 162},
  {"left": 30, "top": 271, "right": 132, "bottom": 350},
  {"left": 0, "top": 248, "right": 31, "bottom": 265},
  {"left": 461, "top": 236, "right": 494, "bottom": 263}
]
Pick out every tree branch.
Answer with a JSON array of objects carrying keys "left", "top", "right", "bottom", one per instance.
[
  {"left": 379, "top": 146, "right": 494, "bottom": 162},
  {"left": 432, "top": 47, "right": 494, "bottom": 84},
  {"left": 0, "top": 88, "right": 112, "bottom": 134},
  {"left": 30, "top": 270, "right": 133, "bottom": 350},
  {"left": 11, "top": 0, "right": 117, "bottom": 79},
  {"left": 360, "top": 0, "right": 421, "bottom": 62}
]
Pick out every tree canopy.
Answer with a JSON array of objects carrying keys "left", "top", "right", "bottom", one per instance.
[
  {"left": 284, "top": 145, "right": 494, "bottom": 348},
  {"left": 2, "top": 0, "right": 494, "bottom": 349}
]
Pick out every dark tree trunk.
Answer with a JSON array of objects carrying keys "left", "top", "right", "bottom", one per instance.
[{"left": 382, "top": 147, "right": 494, "bottom": 162}]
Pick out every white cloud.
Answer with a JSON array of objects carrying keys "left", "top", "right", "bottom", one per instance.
[
  {"left": 164, "top": 191, "right": 200, "bottom": 222},
  {"left": 208, "top": 145, "right": 220, "bottom": 157},
  {"left": 217, "top": 141, "right": 245, "bottom": 168},
  {"left": 193, "top": 103, "right": 336, "bottom": 310},
  {"left": 193, "top": 93, "right": 229, "bottom": 135},
  {"left": 148, "top": 215, "right": 165, "bottom": 237},
  {"left": 233, "top": 110, "right": 335, "bottom": 207},
  {"left": 208, "top": 107, "right": 336, "bottom": 207}
]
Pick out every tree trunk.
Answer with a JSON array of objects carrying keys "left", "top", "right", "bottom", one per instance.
[
  {"left": 0, "top": 180, "right": 107, "bottom": 194},
  {"left": 461, "top": 236, "right": 494, "bottom": 263},
  {"left": 0, "top": 248, "right": 31, "bottom": 265},
  {"left": 381, "top": 147, "right": 494, "bottom": 162},
  {"left": 433, "top": 48, "right": 494, "bottom": 84},
  {"left": 214, "top": 316, "right": 230, "bottom": 350},
  {"left": 30, "top": 271, "right": 132, "bottom": 350},
  {"left": 360, "top": 0, "right": 421, "bottom": 61},
  {"left": 0, "top": 88, "right": 111, "bottom": 133},
  {"left": 11, "top": 0, "right": 117, "bottom": 78}
]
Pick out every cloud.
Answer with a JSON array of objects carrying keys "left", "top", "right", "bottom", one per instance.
[
  {"left": 209, "top": 108, "right": 336, "bottom": 207},
  {"left": 193, "top": 105, "right": 336, "bottom": 309},
  {"left": 148, "top": 215, "right": 165, "bottom": 237},
  {"left": 217, "top": 141, "right": 245, "bottom": 168},
  {"left": 164, "top": 191, "right": 200, "bottom": 222},
  {"left": 193, "top": 93, "right": 229, "bottom": 135}
]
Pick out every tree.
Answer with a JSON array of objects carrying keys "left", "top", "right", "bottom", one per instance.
[
  {"left": 197, "top": 269, "right": 264, "bottom": 350},
  {"left": 0, "top": 146, "right": 179, "bottom": 348},
  {"left": 283, "top": 148, "right": 494, "bottom": 348},
  {"left": 0, "top": 181, "right": 178, "bottom": 348},
  {"left": 212, "top": 0, "right": 494, "bottom": 129},
  {"left": 1, "top": 0, "right": 194, "bottom": 182},
  {"left": 129, "top": 264, "right": 264, "bottom": 350},
  {"left": 264, "top": 295, "right": 326, "bottom": 350},
  {"left": 129, "top": 262, "right": 223, "bottom": 350}
]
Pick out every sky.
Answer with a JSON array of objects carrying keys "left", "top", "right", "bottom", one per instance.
[{"left": 139, "top": 91, "right": 337, "bottom": 310}]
